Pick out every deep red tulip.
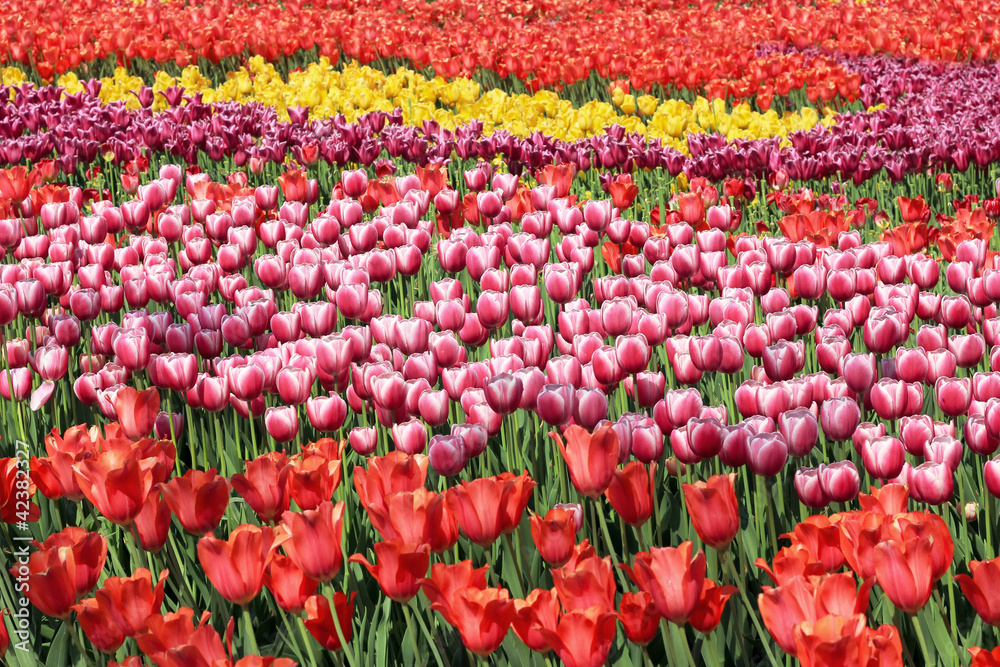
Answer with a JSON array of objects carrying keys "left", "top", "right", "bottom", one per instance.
[
  {"left": 618, "top": 591, "right": 661, "bottom": 646},
  {"left": 957, "top": 559, "right": 1000, "bottom": 627},
  {"left": 605, "top": 461, "right": 653, "bottom": 527},
  {"left": 230, "top": 453, "right": 291, "bottom": 524}
]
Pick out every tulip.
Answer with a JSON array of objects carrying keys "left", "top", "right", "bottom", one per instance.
[
  {"left": 605, "top": 461, "right": 653, "bottom": 527},
  {"left": 622, "top": 542, "right": 705, "bottom": 625},
  {"left": 230, "top": 455, "right": 291, "bottom": 524},
  {"left": 681, "top": 474, "right": 739, "bottom": 550},
  {"left": 956, "top": 559, "right": 1000, "bottom": 627},
  {"left": 264, "top": 406, "right": 300, "bottom": 443},
  {"left": 530, "top": 507, "right": 577, "bottom": 567},
  {"left": 198, "top": 524, "right": 277, "bottom": 606},
  {"left": 551, "top": 424, "right": 619, "bottom": 497},
  {"left": 303, "top": 592, "right": 356, "bottom": 652},
  {"left": 862, "top": 436, "right": 906, "bottom": 480},
  {"left": 160, "top": 469, "right": 230, "bottom": 536},
  {"left": 873, "top": 536, "right": 938, "bottom": 614},
  {"left": 428, "top": 434, "right": 467, "bottom": 476},
  {"left": 747, "top": 432, "right": 788, "bottom": 477},
  {"left": 820, "top": 397, "right": 860, "bottom": 442},
  {"left": 282, "top": 501, "right": 346, "bottom": 583},
  {"left": 349, "top": 540, "right": 430, "bottom": 603},
  {"left": 908, "top": 461, "right": 955, "bottom": 504},
  {"left": 778, "top": 409, "right": 818, "bottom": 457},
  {"left": 935, "top": 376, "right": 972, "bottom": 417},
  {"left": 817, "top": 461, "right": 860, "bottom": 503}
]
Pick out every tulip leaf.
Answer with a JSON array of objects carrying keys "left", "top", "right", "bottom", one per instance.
[{"left": 44, "top": 623, "right": 69, "bottom": 667}]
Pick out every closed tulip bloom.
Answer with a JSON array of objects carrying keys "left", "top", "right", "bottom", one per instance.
[
  {"left": 621, "top": 542, "right": 705, "bottom": 625},
  {"left": 682, "top": 474, "right": 739, "bottom": 550},
  {"left": 818, "top": 461, "right": 860, "bottom": 503},
  {"left": 926, "top": 348, "right": 958, "bottom": 385},
  {"left": 484, "top": 373, "right": 523, "bottom": 415},
  {"left": 762, "top": 340, "right": 804, "bottom": 382},
  {"left": 820, "top": 397, "right": 861, "bottom": 442},
  {"left": 551, "top": 424, "right": 619, "bottom": 497},
  {"left": 264, "top": 406, "right": 300, "bottom": 443},
  {"left": 895, "top": 347, "right": 929, "bottom": 384},
  {"left": 605, "top": 461, "right": 653, "bottom": 527},
  {"left": 530, "top": 507, "right": 577, "bottom": 567},
  {"left": 160, "top": 469, "right": 230, "bottom": 536},
  {"left": 197, "top": 524, "right": 277, "bottom": 606},
  {"left": 536, "top": 384, "right": 575, "bottom": 426},
  {"left": 967, "top": 415, "right": 1000, "bottom": 456},
  {"left": 349, "top": 540, "right": 430, "bottom": 603},
  {"left": 686, "top": 417, "right": 723, "bottom": 459},
  {"left": 446, "top": 476, "right": 513, "bottom": 548},
  {"left": 281, "top": 501, "right": 346, "bottom": 583},
  {"left": 615, "top": 334, "right": 651, "bottom": 375},
  {"left": 428, "top": 434, "right": 467, "bottom": 476},
  {"left": 862, "top": 436, "right": 906, "bottom": 480},
  {"left": 747, "top": 432, "right": 788, "bottom": 477},
  {"left": 925, "top": 435, "right": 963, "bottom": 472},
  {"left": 908, "top": 462, "right": 955, "bottom": 505},
  {"left": 840, "top": 353, "right": 876, "bottom": 394},
  {"left": 869, "top": 379, "right": 909, "bottom": 421},
  {"left": 794, "top": 467, "right": 829, "bottom": 508},
  {"left": 778, "top": 409, "right": 818, "bottom": 457},
  {"left": 935, "top": 377, "right": 972, "bottom": 417},
  {"left": 873, "top": 536, "right": 937, "bottom": 614}
]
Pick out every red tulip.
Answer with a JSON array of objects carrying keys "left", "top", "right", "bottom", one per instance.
[
  {"left": 605, "top": 461, "right": 653, "bottom": 527},
  {"left": 281, "top": 500, "right": 346, "bottom": 583},
  {"left": 621, "top": 542, "right": 705, "bottom": 625},
  {"left": 681, "top": 473, "right": 740, "bottom": 550},
  {"left": 550, "top": 424, "right": 619, "bottom": 497},
  {"left": 72, "top": 445, "right": 158, "bottom": 526},
  {"left": 352, "top": 452, "right": 428, "bottom": 514},
  {"left": 512, "top": 588, "right": 561, "bottom": 653},
  {"left": 618, "top": 590, "right": 660, "bottom": 645},
  {"left": 873, "top": 535, "right": 937, "bottom": 614},
  {"left": 957, "top": 559, "right": 1000, "bottom": 627},
  {"left": 689, "top": 579, "right": 738, "bottom": 634},
  {"left": 73, "top": 596, "right": 125, "bottom": 653},
  {"left": 303, "top": 592, "right": 356, "bottom": 652},
  {"left": 349, "top": 539, "right": 430, "bottom": 603},
  {"left": 198, "top": 524, "right": 278, "bottom": 606},
  {"left": 230, "top": 453, "right": 291, "bottom": 524},
  {"left": 94, "top": 567, "right": 169, "bottom": 637},
  {"left": 113, "top": 387, "right": 160, "bottom": 441},
  {"left": 265, "top": 553, "right": 318, "bottom": 614},
  {"left": 530, "top": 507, "right": 576, "bottom": 567},
  {"left": 793, "top": 614, "right": 870, "bottom": 667},
  {"left": 430, "top": 586, "right": 516, "bottom": 656},
  {"left": 537, "top": 606, "right": 618, "bottom": 667},
  {"left": 160, "top": 468, "right": 230, "bottom": 536}
]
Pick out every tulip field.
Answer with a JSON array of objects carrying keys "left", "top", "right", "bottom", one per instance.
[{"left": 8, "top": 1, "right": 1000, "bottom": 666}]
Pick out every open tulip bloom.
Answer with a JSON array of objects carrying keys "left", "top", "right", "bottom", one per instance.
[{"left": 6, "top": 2, "right": 1000, "bottom": 665}]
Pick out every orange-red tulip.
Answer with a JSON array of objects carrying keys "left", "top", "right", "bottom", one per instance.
[
  {"left": 160, "top": 468, "right": 230, "bottom": 536},
  {"left": 431, "top": 586, "right": 516, "bottom": 657},
  {"left": 689, "top": 579, "right": 738, "bottom": 635},
  {"left": 95, "top": 567, "right": 168, "bottom": 638},
  {"left": 1, "top": 457, "right": 40, "bottom": 522},
  {"left": 281, "top": 500, "right": 346, "bottom": 582},
  {"left": 230, "top": 453, "right": 291, "bottom": 524},
  {"left": 73, "top": 596, "right": 125, "bottom": 653},
  {"left": 783, "top": 516, "right": 845, "bottom": 572},
  {"left": 537, "top": 606, "right": 618, "bottom": 667},
  {"left": 858, "top": 483, "right": 909, "bottom": 515},
  {"left": 552, "top": 541, "right": 617, "bottom": 613},
  {"left": 621, "top": 542, "right": 705, "bottom": 625},
  {"left": 265, "top": 553, "right": 318, "bottom": 614},
  {"left": 72, "top": 446, "right": 156, "bottom": 526},
  {"left": 793, "top": 614, "right": 870, "bottom": 667},
  {"left": 530, "top": 508, "right": 576, "bottom": 567},
  {"left": 303, "top": 592, "right": 356, "bottom": 652},
  {"left": 513, "top": 588, "right": 560, "bottom": 653},
  {"left": 198, "top": 524, "right": 280, "bottom": 606},
  {"left": 349, "top": 539, "right": 430, "bottom": 602},
  {"left": 971, "top": 647, "right": 1000, "bottom": 667},
  {"left": 353, "top": 452, "right": 428, "bottom": 514},
  {"left": 755, "top": 544, "right": 827, "bottom": 586},
  {"left": 289, "top": 454, "right": 343, "bottom": 511},
  {"left": 604, "top": 461, "right": 653, "bottom": 527},
  {"left": 681, "top": 473, "right": 740, "bottom": 550},
  {"left": 617, "top": 591, "right": 660, "bottom": 646},
  {"left": 957, "top": 559, "right": 1000, "bottom": 627},
  {"left": 420, "top": 560, "right": 490, "bottom": 617},
  {"left": 132, "top": 489, "right": 172, "bottom": 552},
  {"left": 366, "top": 488, "right": 459, "bottom": 553},
  {"left": 447, "top": 474, "right": 534, "bottom": 548},
  {"left": 873, "top": 535, "right": 936, "bottom": 614},
  {"left": 114, "top": 386, "right": 160, "bottom": 441},
  {"left": 551, "top": 424, "right": 619, "bottom": 497}
]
